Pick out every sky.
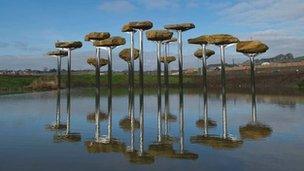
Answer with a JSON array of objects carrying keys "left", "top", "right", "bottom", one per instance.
[{"left": 0, "top": 0, "right": 303, "bottom": 71}]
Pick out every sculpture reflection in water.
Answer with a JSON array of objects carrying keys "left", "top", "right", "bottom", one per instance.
[
  {"left": 85, "top": 90, "right": 126, "bottom": 153},
  {"left": 191, "top": 89, "right": 243, "bottom": 149},
  {"left": 46, "top": 90, "right": 67, "bottom": 131},
  {"left": 124, "top": 90, "right": 155, "bottom": 164},
  {"left": 53, "top": 88, "right": 81, "bottom": 143}
]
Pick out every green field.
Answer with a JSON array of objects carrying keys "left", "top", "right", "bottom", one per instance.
[{"left": 0, "top": 73, "right": 197, "bottom": 94}]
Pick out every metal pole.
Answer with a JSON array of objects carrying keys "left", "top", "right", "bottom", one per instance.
[
  {"left": 130, "top": 32, "right": 135, "bottom": 90},
  {"left": 66, "top": 48, "right": 72, "bottom": 135},
  {"left": 139, "top": 30, "right": 144, "bottom": 89},
  {"left": 57, "top": 57, "right": 61, "bottom": 89},
  {"left": 157, "top": 42, "right": 162, "bottom": 89},
  {"left": 202, "top": 44, "right": 207, "bottom": 94},
  {"left": 128, "top": 62, "right": 132, "bottom": 92},
  {"left": 67, "top": 49, "right": 72, "bottom": 90},
  {"left": 220, "top": 45, "right": 226, "bottom": 95},
  {"left": 108, "top": 47, "right": 113, "bottom": 92},
  {"left": 177, "top": 30, "right": 183, "bottom": 88},
  {"left": 250, "top": 56, "right": 257, "bottom": 122},
  {"left": 164, "top": 44, "right": 169, "bottom": 90},
  {"left": 96, "top": 48, "right": 101, "bottom": 92}
]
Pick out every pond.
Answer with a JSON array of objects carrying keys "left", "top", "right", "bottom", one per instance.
[{"left": 0, "top": 88, "right": 303, "bottom": 171}]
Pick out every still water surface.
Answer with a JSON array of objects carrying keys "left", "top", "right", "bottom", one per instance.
[{"left": 0, "top": 88, "right": 303, "bottom": 171}]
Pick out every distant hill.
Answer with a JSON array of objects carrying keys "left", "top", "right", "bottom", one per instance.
[{"left": 242, "top": 53, "right": 301, "bottom": 65}]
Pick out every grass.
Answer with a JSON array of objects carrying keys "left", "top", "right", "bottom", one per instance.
[{"left": 0, "top": 73, "right": 200, "bottom": 94}]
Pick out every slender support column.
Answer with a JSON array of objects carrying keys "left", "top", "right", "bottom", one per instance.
[
  {"left": 95, "top": 48, "right": 101, "bottom": 92},
  {"left": 107, "top": 47, "right": 113, "bottom": 92},
  {"left": 139, "top": 30, "right": 144, "bottom": 89},
  {"left": 156, "top": 42, "right": 162, "bottom": 89},
  {"left": 67, "top": 49, "right": 72, "bottom": 90},
  {"left": 177, "top": 30, "right": 183, "bottom": 88},
  {"left": 249, "top": 56, "right": 257, "bottom": 122},
  {"left": 128, "top": 62, "right": 132, "bottom": 92},
  {"left": 164, "top": 44, "right": 169, "bottom": 90},
  {"left": 130, "top": 32, "right": 135, "bottom": 90},
  {"left": 55, "top": 89, "right": 61, "bottom": 126},
  {"left": 220, "top": 45, "right": 226, "bottom": 95},
  {"left": 201, "top": 44, "right": 207, "bottom": 94},
  {"left": 56, "top": 57, "right": 61, "bottom": 89}
]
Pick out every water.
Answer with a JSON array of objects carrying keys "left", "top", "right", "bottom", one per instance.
[{"left": 0, "top": 88, "right": 304, "bottom": 171}]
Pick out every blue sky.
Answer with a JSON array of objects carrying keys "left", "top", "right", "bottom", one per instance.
[{"left": 0, "top": 0, "right": 303, "bottom": 70}]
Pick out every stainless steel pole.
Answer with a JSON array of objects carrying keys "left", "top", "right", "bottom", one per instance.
[
  {"left": 67, "top": 49, "right": 72, "bottom": 90},
  {"left": 157, "top": 42, "right": 162, "bottom": 89},
  {"left": 139, "top": 30, "right": 144, "bottom": 89},
  {"left": 202, "top": 44, "right": 207, "bottom": 94},
  {"left": 130, "top": 32, "right": 135, "bottom": 90},
  {"left": 57, "top": 57, "right": 61, "bottom": 89},
  {"left": 250, "top": 56, "right": 257, "bottom": 122},
  {"left": 177, "top": 30, "right": 183, "bottom": 88},
  {"left": 108, "top": 47, "right": 113, "bottom": 92}
]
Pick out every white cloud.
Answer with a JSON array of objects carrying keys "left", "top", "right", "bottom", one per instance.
[{"left": 99, "top": 0, "right": 136, "bottom": 13}]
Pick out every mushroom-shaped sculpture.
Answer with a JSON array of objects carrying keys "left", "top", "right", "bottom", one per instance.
[
  {"left": 55, "top": 41, "right": 82, "bottom": 90},
  {"left": 164, "top": 23, "right": 195, "bottom": 88},
  {"left": 188, "top": 35, "right": 215, "bottom": 92},
  {"left": 119, "top": 48, "right": 139, "bottom": 90},
  {"left": 207, "top": 34, "right": 239, "bottom": 95},
  {"left": 236, "top": 40, "right": 272, "bottom": 140},
  {"left": 146, "top": 30, "right": 173, "bottom": 90},
  {"left": 87, "top": 57, "right": 108, "bottom": 68},
  {"left": 93, "top": 36, "right": 126, "bottom": 92},
  {"left": 122, "top": 24, "right": 137, "bottom": 89},
  {"left": 124, "top": 21, "right": 153, "bottom": 88},
  {"left": 84, "top": 32, "right": 110, "bottom": 93},
  {"left": 169, "top": 151, "right": 199, "bottom": 160},
  {"left": 47, "top": 50, "right": 68, "bottom": 89},
  {"left": 236, "top": 41, "right": 269, "bottom": 95},
  {"left": 161, "top": 37, "right": 177, "bottom": 89}
]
